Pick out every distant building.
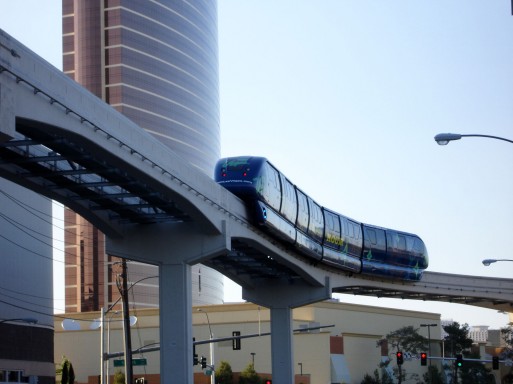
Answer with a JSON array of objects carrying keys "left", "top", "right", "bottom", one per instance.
[
  {"left": 61, "top": 0, "right": 222, "bottom": 313},
  {"left": 55, "top": 300, "right": 442, "bottom": 384},
  {"left": 442, "top": 320, "right": 507, "bottom": 348},
  {"left": 487, "top": 329, "right": 505, "bottom": 347},
  {"left": 0, "top": 180, "right": 54, "bottom": 383},
  {"left": 469, "top": 325, "right": 489, "bottom": 344}
]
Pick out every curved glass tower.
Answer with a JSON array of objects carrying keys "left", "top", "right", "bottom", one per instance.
[{"left": 62, "top": 0, "right": 223, "bottom": 311}]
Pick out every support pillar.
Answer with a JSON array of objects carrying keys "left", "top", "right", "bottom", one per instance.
[
  {"left": 106, "top": 222, "right": 229, "bottom": 384},
  {"left": 243, "top": 277, "right": 331, "bottom": 384},
  {"left": 270, "top": 306, "right": 294, "bottom": 383},
  {"left": 159, "top": 261, "right": 193, "bottom": 384}
]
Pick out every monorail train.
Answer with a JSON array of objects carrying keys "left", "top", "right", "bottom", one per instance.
[{"left": 214, "top": 156, "right": 428, "bottom": 281}]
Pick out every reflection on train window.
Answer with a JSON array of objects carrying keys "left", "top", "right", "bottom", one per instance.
[
  {"left": 367, "top": 228, "right": 377, "bottom": 245},
  {"left": 397, "top": 235, "right": 406, "bottom": 251}
]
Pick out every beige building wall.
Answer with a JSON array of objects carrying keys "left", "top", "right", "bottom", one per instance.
[{"left": 55, "top": 300, "right": 442, "bottom": 384}]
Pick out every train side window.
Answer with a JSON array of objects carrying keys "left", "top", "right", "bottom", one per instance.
[
  {"left": 387, "top": 232, "right": 408, "bottom": 252},
  {"left": 279, "top": 175, "right": 297, "bottom": 223},
  {"left": 412, "top": 237, "right": 424, "bottom": 253},
  {"left": 364, "top": 226, "right": 386, "bottom": 257},
  {"left": 323, "top": 209, "right": 341, "bottom": 247},
  {"left": 367, "top": 228, "right": 377, "bottom": 245},
  {"left": 397, "top": 234, "right": 406, "bottom": 251},
  {"left": 308, "top": 198, "right": 324, "bottom": 240},
  {"left": 266, "top": 163, "right": 280, "bottom": 190},
  {"left": 296, "top": 189, "right": 309, "bottom": 232},
  {"left": 262, "top": 162, "right": 281, "bottom": 210}
]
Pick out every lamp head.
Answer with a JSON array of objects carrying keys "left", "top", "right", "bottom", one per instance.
[
  {"left": 482, "top": 259, "right": 496, "bottom": 266},
  {"left": 434, "top": 133, "right": 462, "bottom": 145}
]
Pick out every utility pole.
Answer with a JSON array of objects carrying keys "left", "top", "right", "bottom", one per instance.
[{"left": 121, "top": 260, "right": 133, "bottom": 384}]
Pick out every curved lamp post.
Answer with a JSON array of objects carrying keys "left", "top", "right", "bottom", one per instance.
[
  {"left": 434, "top": 133, "right": 513, "bottom": 146},
  {"left": 197, "top": 308, "right": 215, "bottom": 384},
  {"left": 482, "top": 259, "right": 513, "bottom": 266}
]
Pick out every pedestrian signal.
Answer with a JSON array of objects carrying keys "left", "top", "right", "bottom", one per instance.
[
  {"left": 396, "top": 351, "right": 403, "bottom": 365},
  {"left": 232, "top": 331, "right": 241, "bottom": 350}
]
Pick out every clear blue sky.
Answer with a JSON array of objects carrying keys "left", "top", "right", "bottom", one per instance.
[{"left": 1, "top": 1, "right": 512, "bottom": 328}]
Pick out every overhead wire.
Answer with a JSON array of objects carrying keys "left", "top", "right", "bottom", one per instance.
[{"left": 0, "top": 188, "right": 160, "bottom": 313}]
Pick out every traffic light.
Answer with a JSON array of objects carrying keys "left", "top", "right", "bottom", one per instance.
[
  {"left": 456, "top": 354, "right": 463, "bottom": 368},
  {"left": 420, "top": 352, "right": 427, "bottom": 366},
  {"left": 396, "top": 351, "right": 404, "bottom": 365},
  {"left": 193, "top": 337, "right": 198, "bottom": 365},
  {"left": 232, "top": 331, "right": 241, "bottom": 350},
  {"left": 201, "top": 356, "right": 207, "bottom": 369},
  {"left": 492, "top": 356, "right": 499, "bottom": 370},
  {"left": 264, "top": 380, "right": 272, "bottom": 384}
]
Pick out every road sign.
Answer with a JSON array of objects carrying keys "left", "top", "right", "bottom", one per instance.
[
  {"left": 113, "top": 360, "right": 124, "bottom": 367},
  {"left": 133, "top": 358, "right": 147, "bottom": 366},
  {"left": 113, "top": 358, "right": 147, "bottom": 367}
]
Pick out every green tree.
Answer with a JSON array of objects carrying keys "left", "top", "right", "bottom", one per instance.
[
  {"left": 459, "top": 349, "right": 495, "bottom": 384},
  {"left": 56, "top": 356, "right": 75, "bottom": 384},
  {"left": 442, "top": 321, "right": 473, "bottom": 357},
  {"left": 443, "top": 321, "right": 494, "bottom": 384},
  {"left": 113, "top": 370, "right": 125, "bottom": 384},
  {"left": 238, "top": 362, "right": 260, "bottom": 384},
  {"left": 377, "top": 326, "right": 427, "bottom": 384},
  {"left": 361, "top": 370, "right": 380, "bottom": 384},
  {"left": 361, "top": 369, "right": 393, "bottom": 384},
  {"left": 216, "top": 360, "right": 233, "bottom": 384},
  {"left": 421, "top": 365, "right": 444, "bottom": 384}
]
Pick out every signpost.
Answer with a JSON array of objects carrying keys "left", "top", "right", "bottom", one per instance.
[{"left": 113, "top": 358, "right": 147, "bottom": 367}]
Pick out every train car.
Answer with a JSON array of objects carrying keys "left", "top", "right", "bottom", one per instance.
[{"left": 215, "top": 156, "right": 428, "bottom": 281}]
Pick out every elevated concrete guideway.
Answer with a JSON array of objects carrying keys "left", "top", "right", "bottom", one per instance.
[{"left": 1, "top": 31, "right": 513, "bottom": 383}]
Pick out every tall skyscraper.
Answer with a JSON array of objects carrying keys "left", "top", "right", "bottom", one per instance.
[{"left": 62, "top": 0, "right": 223, "bottom": 312}]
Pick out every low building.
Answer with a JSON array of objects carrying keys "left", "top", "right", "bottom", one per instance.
[{"left": 54, "top": 300, "right": 442, "bottom": 384}]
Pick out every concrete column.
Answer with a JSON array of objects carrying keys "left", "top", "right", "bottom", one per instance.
[
  {"left": 243, "top": 277, "right": 331, "bottom": 384},
  {"left": 270, "top": 306, "right": 294, "bottom": 384},
  {"left": 159, "top": 261, "right": 193, "bottom": 384},
  {"left": 106, "top": 222, "right": 229, "bottom": 384}
]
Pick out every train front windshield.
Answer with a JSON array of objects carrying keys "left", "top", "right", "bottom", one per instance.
[{"left": 216, "top": 157, "right": 264, "bottom": 180}]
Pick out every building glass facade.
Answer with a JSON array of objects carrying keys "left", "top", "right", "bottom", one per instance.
[{"left": 62, "top": 0, "right": 223, "bottom": 312}]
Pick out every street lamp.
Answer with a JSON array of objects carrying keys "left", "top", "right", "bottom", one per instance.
[
  {"left": 483, "top": 258, "right": 513, "bottom": 266},
  {"left": 434, "top": 133, "right": 513, "bottom": 146},
  {"left": 420, "top": 323, "right": 437, "bottom": 384},
  {"left": 197, "top": 308, "right": 215, "bottom": 384}
]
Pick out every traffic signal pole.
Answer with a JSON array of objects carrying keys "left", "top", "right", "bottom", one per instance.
[{"left": 121, "top": 260, "right": 134, "bottom": 384}]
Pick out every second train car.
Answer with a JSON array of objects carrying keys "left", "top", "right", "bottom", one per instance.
[{"left": 215, "top": 156, "right": 428, "bottom": 281}]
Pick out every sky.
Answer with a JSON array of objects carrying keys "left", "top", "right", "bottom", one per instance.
[{"left": 1, "top": 1, "right": 512, "bottom": 329}]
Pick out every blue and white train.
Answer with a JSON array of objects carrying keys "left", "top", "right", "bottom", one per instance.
[{"left": 215, "top": 156, "right": 428, "bottom": 281}]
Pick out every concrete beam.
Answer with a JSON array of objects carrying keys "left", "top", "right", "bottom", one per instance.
[{"left": 105, "top": 221, "right": 230, "bottom": 265}]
